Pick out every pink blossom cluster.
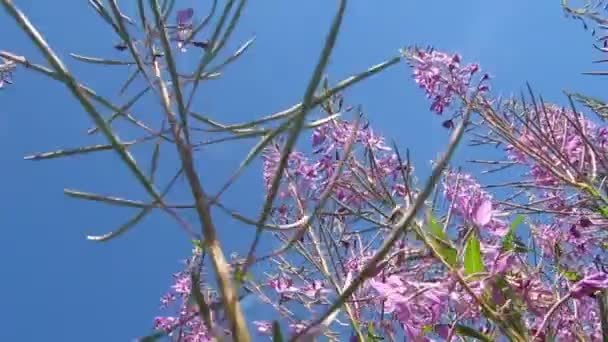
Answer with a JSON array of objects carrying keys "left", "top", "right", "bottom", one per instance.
[
  {"left": 442, "top": 169, "right": 510, "bottom": 237},
  {"left": 403, "top": 48, "right": 489, "bottom": 114},
  {"left": 149, "top": 36, "right": 608, "bottom": 340},
  {"left": 152, "top": 251, "right": 227, "bottom": 342},
  {"left": 505, "top": 104, "right": 606, "bottom": 186},
  {"left": 262, "top": 116, "right": 405, "bottom": 216}
]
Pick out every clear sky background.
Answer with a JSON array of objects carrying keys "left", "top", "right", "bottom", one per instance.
[{"left": 1, "top": 1, "right": 606, "bottom": 341}]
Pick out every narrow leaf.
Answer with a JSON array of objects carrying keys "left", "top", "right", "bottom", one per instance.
[
  {"left": 24, "top": 141, "right": 135, "bottom": 160},
  {"left": 427, "top": 215, "right": 457, "bottom": 266},
  {"left": 272, "top": 321, "right": 284, "bottom": 342},
  {"left": 501, "top": 215, "right": 523, "bottom": 252},
  {"left": 70, "top": 53, "right": 134, "bottom": 65},
  {"left": 464, "top": 232, "right": 484, "bottom": 275},
  {"left": 454, "top": 325, "right": 493, "bottom": 342}
]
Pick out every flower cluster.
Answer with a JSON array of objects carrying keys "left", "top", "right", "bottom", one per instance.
[
  {"left": 262, "top": 114, "right": 407, "bottom": 225},
  {"left": 403, "top": 48, "right": 488, "bottom": 114},
  {"left": 152, "top": 250, "right": 227, "bottom": 342},
  {"left": 151, "top": 44, "right": 608, "bottom": 341},
  {"left": 442, "top": 169, "right": 509, "bottom": 236},
  {"left": 504, "top": 104, "right": 605, "bottom": 187}
]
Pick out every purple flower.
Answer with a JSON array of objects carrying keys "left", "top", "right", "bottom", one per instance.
[
  {"left": 532, "top": 223, "right": 562, "bottom": 258},
  {"left": 369, "top": 275, "right": 447, "bottom": 340},
  {"left": 171, "top": 273, "right": 192, "bottom": 295},
  {"left": 404, "top": 48, "right": 487, "bottom": 114},
  {"left": 506, "top": 104, "right": 601, "bottom": 187},
  {"left": 262, "top": 144, "right": 316, "bottom": 197},
  {"left": 473, "top": 199, "right": 493, "bottom": 227},
  {"left": 176, "top": 8, "right": 194, "bottom": 50},
  {"left": 571, "top": 272, "right": 608, "bottom": 299},
  {"left": 152, "top": 255, "right": 221, "bottom": 342},
  {"left": 443, "top": 170, "right": 506, "bottom": 235},
  {"left": 160, "top": 293, "right": 176, "bottom": 308},
  {"left": 154, "top": 316, "right": 178, "bottom": 332},
  {"left": 177, "top": 8, "right": 194, "bottom": 24},
  {"left": 491, "top": 252, "right": 514, "bottom": 274}
]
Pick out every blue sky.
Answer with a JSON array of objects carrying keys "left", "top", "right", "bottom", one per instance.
[{"left": 1, "top": 0, "right": 605, "bottom": 341}]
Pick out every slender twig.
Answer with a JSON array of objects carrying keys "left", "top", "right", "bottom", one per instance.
[
  {"left": 247, "top": 0, "right": 348, "bottom": 279},
  {"left": 150, "top": 42, "right": 250, "bottom": 340},
  {"left": 0, "top": 1, "right": 163, "bottom": 205}
]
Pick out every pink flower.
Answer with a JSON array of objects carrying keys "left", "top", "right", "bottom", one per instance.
[
  {"left": 473, "top": 199, "right": 493, "bottom": 227},
  {"left": 175, "top": 8, "right": 194, "bottom": 51},
  {"left": 404, "top": 48, "right": 487, "bottom": 114},
  {"left": 443, "top": 170, "right": 507, "bottom": 235},
  {"left": 262, "top": 144, "right": 315, "bottom": 196},
  {"left": 171, "top": 273, "right": 192, "bottom": 295},
  {"left": 154, "top": 316, "right": 177, "bottom": 332},
  {"left": 506, "top": 104, "right": 601, "bottom": 187},
  {"left": 571, "top": 272, "right": 608, "bottom": 299},
  {"left": 369, "top": 275, "right": 447, "bottom": 340}
]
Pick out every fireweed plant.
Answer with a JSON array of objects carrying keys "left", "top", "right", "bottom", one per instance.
[{"left": 6, "top": 0, "right": 608, "bottom": 340}]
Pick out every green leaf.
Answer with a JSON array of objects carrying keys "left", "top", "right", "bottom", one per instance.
[
  {"left": 272, "top": 321, "right": 284, "bottom": 342},
  {"left": 365, "top": 322, "right": 383, "bottom": 342},
  {"left": 557, "top": 263, "right": 582, "bottom": 282},
  {"left": 562, "top": 269, "right": 582, "bottom": 282},
  {"left": 512, "top": 238, "right": 529, "bottom": 253},
  {"left": 501, "top": 215, "right": 523, "bottom": 251},
  {"left": 427, "top": 215, "right": 458, "bottom": 266},
  {"left": 367, "top": 322, "right": 375, "bottom": 335},
  {"left": 70, "top": 53, "right": 135, "bottom": 65},
  {"left": 464, "top": 232, "right": 484, "bottom": 275},
  {"left": 366, "top": 322, "right": 376, "bottom": 341},
  {"left": 598, "top": 205, "right": 608, "bottom": 219},
  {"left": 454, "top": 325, "right": 493, "bottom": 342}
]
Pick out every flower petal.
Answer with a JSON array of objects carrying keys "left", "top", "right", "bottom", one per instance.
[{"left": 474, "top": 199, "right": 492, "bottom": 227}]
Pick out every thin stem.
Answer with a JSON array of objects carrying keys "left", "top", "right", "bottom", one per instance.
[
  {"left": 150, "top": 45, "right": 250, "bottom": 341},
  {"left": 0, "top": 0, "right": 163, "bottom": 205}
]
